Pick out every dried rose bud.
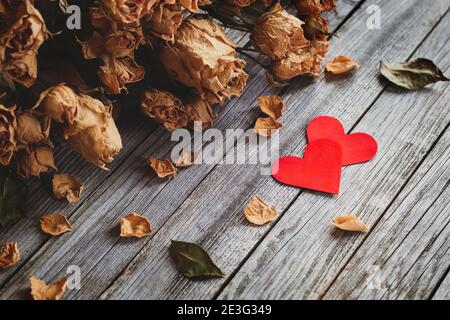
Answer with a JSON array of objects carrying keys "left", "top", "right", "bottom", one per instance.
[
  {"left": 302, "top": 15, "right": 330, "bottom": 40},
  {"left": 0, "top": 104, "right": 16, "bottom": 166},
  {"left": 141, "top": 0, "right": 183, "bottom": 42},
  {"left": 270, "top": 46, "right": 322, "bottom": 80},
  {"left": 38, "top": 83, "right": 79, "bottom": 123},
  {"left": 251, "top": 3, "right": 309, "bottom": 61},
  {"left": 0, "top": 0, "right": 48, "bottom": 56},
  {"left": 98, "top": 57, "right": 145, "bottom": 95},
  {"left": 14, "top": 112, "right": 50, "bottom": 148},
  {"left": 16, "top": 145, "right": 56, "bottom": 178},
  {"left": 293, "top": 0, "right": 336, "bottom": 15},
  {"left": 104, "top": 31, "right": 140, "bottom": 58},
  {"left": 3, "top": 52, "right": 37, "bottom": 88},
  {"left": 140, "top": 89, "right": 188, "bottom": 131},
  {"left": 100, "top": 0, "right": 157, "bottom": 25},
  {"left": 184, "top": 95, "right": 216, "bottom": 129},
  {"left": 160, "top": 17, "right": 248, "bottom": 105}
]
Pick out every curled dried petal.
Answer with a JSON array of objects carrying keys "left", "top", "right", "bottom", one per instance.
[
  {"left": 244, "top": 195, "right": 277, "bottom": 225},
  {"left": 30, "top": 276, "right": 68, "bottom": 300},
  {"left": 148, "top": 156, "right": 177, "bottom": 178},
  {"left": 332, "top": 215, "right": 369, "bottom": 232},
  {"left": 326, "top": 55, "right": 359, "bottom": 75},
  {"left": 52, "top": 173, "right": 84, "bottom": 203},
  {"left": 253, "top": 117, "right": 282, "bottom": 137},
  {"left": 0, "top": 242, "right": 20, "bottom": 269},
  {"left": 40, "top": 213, "right": 73, "bottom": 236},
  {"left": 257, "top": 96, "right": 285, "bottom": 120},
  {"left": 120, "top": 213, "right": 152, "bottom": 238}
]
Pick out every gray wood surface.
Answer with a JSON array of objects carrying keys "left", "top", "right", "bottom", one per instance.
[{"left": 0, "top": 0, "right": 449, "bottom": 300}]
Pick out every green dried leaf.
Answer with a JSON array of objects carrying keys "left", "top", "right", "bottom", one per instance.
[
  {"left": 380, "top": 58, "right": 449, "bottom": 90},
  {"left": 169, "top": 240, "right": 224, "bottom": 279},
  {"left": 0, "top": 169, "right": 28, "bottom": 229}
]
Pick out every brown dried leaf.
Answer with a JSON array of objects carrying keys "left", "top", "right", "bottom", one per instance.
[
  {"left": 30, "top": 276, "right": 68, "bottom": 300},
  {"left": 52, "top": 173, "right": 84, "bottom": 203},
  {"left": 332, "top": 215, "right": 369, "bottom": 232},
  {"left": 175, "top": 149, "right": 199, "bottom": 168},
  {"left": 148, "top": 156, "right": 177, "bottom": 178},
  {"left": 244, "top": 196, "right": 277, "bottom": 225},
  {"left": 0, "top": 242, "right": 20, "bottom": 269},
  {"left": 253, "top": 117, "right": 282, "bottom": 137},
  {"left": 40, "top": 213, "right": 73, "bottom": 236},
  {"left": 257, "top": 96, "right": 285, "bottom": 120},
  {"left": 120, "top": 213, "right": 152, "bottom": 238},
  {"left": 326, "top": 55, "right": 359, "bottom": 75}
]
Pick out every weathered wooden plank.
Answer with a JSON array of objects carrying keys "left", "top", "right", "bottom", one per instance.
[
  {"left": 98, "top": 1, "right": 450, "bottom": 299},
  {"left": 218, "top": 14, "right": 450, "bottom": 299},
  {"left": 322, "top": 128, "right": 449, "bottom": 299},
  {"left": 432, "top": 271, "right": 450, "bottom": 300},
  {"left": 0, "top": 0, "right": 366, "bottom": 298}
]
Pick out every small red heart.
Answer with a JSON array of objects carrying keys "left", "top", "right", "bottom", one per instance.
[
  {"left": 307, "top": 116, "right": 378, "bottom": 166},
  {"left": 272, "top": 140, "right": 342, "bottom": 194}
]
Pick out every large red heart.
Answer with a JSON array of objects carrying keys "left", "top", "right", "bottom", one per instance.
[
  {"left": 307, "top": 116, "right": 378, "bottom": 166},
  {"left": 272, "top": 139, "right": 342, "bottom": 194}
]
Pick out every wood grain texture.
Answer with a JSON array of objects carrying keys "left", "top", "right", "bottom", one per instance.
[
  {"left": 0, "top": 1, "right": 363, "bottom": 299},
  {"left": 432, "top": 272, "right": 450, "bottom": 300},
  {"left": 96, "top": 1, "right": 449, "bottom": 300}
]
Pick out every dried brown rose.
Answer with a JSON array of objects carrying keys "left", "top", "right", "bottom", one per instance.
[
  {"left": 14, "top": 111, "right": 50, "bottom": 148},
  {"left": 140, "top": 89, "right": 188, "bottom": 131},
  {"left": 226, "top": 0, "right": 256, "bottom": 7},
  {"left": 293, "top": 0, "right": 336, "bottom": 15},
  {"left": 3, "top": 52, "right": 37, "bottom": 88},
  {"left": 104, "top": 30, "right": 140, "bottom": 58},
  {"left": 185, "top": 95, "right": 216, "bottom": 129},
  {"left": 326, "top": 55, "right": 359, "bottom": 75},
  {"left": 159, "top": 17, "right": 248, "bottom": 105},
  {"left": 0, "top": 104, "right": 16, "bottom": 166},
  {"left": 120, "top": 212, "right": 152, "bottom": 238},
  {"left": 253, "top": 117, "right": 282, "bottom": 137},
  {"left": 258, "top": 96, "right": 285, "bottom": 120},
  {"left": 332, "top": 215, "right": 369, "bottom": 232},
  {"left": 40, "top": 213, "right": 73, "bottom": 236},
  {"left": 98, "top": 57, "right": 145, "bottom": 94},
  {"left": 148, "top": 156, "right": 177, "bottom": 178},
  {"left": 100, "top": 0, "right": 157, "bottom": 25},
  {"left": 15, "top": 145, "right": 56, "bottom": 178},
  {"left": 142, "top": 0, "right": 183, "bottom": 42},
  {"left": 30, "top": 276, "right": 68, "bottom": 300},
  {"left": 38, "top": 85, "right": 123, "bottom": 170},
  {"left": 52, "top": 174, "right": 84, "bottom": 203},
  {"left": 251, "top": 3, "right": 310, "bottom": 60},
  {"left": 244, "top": 195, "right": 277, "bottom": 225},
  {"left": 270, "top": 45, "right": 323, "bottom": 80},
  {"left": 0, "top": 242, "right": 20, "bottom": 269},
  {"left": 302, "top": 15, "right": 331, "bottom": 40}
]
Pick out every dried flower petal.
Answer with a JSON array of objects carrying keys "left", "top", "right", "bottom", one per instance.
[
  {"left": 0, "top": 242, "right": 20, "bottom": 269},
  {"left": 175, "top": 149, "right": 199, "bottom": 168},
  {"left": 332, "top": 215, "right": 369, "bottom": 232},
  {"left": 257, "top": 96, "right": 285, "bottom": 120},
  {"left": 40, "top": 213, "right": 73, "bottom": 236},
  {"left": 52, "top": 174, "right": 84, "bottom": 203},
  {"left": 142, "top": 0, "right": 183, "bottom": 42},
  {"left": 244, "top": 195, "right": 277, "bottom": 225},
  {"left": 30, "top": 276, "right": 68, "bottom": 300},
  {"left": 98, "top": 57, "right": 145, "bottom": 94},
  {"left": 326, "top": 55, "right": 359, "bottom": 75},
  {"left": 253, "top": 117, "right": 282, "bottom": 137},
  {"left": 120, "top": 213, "right": 152, "bottom": 238},
  {"left": 148, "top": 156, "right": 177, "bottom": 178}
]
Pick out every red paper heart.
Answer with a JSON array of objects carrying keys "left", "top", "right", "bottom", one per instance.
[
  {"left": 307, "top": 116, "right": 378, "bottom": 166},
  {"left": 272, "top": 140, "right": 342, "bottom": 194}
]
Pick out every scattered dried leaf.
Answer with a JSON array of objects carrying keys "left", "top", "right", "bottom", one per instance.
[
  {"left": 40, "top": 213, "right": 73, "bottom": 236},
  {"left": 175, "top": 149, "right": 199, "bottom": 168},
  {"left": 332, "top": 215, "right": 369, "bottom": 232},
  {"left": 120, "top": 213, "right": 152, "bottom": 238},
  {"left": 0, "top": 242, "right": 20, "bottom": 269},
  {"left": 29, "top": 276, "right": 68, "bottom": 300},
  {"left": 380, "top": 58, "right": 449, "bottom": 90},
  {"left": 169, "top": 240, "right": 224, "bottom": 279},
  {"left": 244, "top": 195, "right": 277, "bottom": 226},
  {"left": 253, "top": 117, "right": 282, "bottom": 137},
  {"left": 258, "top": 96, "right": 286, "bottom": 120},
  {"left": 52, "top": 173, "right": 84, "bottom": 203},
  {"left": 326, "top": 55, "right": 359, "bottom": 75},
  {"left": 148, "top": 156, "right": 177, "bottom": 178}
]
